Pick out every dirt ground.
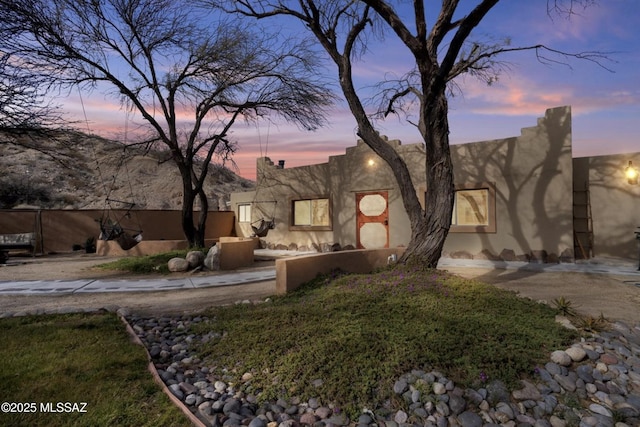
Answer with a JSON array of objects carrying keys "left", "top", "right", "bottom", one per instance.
[
  {"left": 1, "top": 254, "right": 640, "bottom": 324},
  {"left": 444, "top": 266, "right": 640, "bottom": 325},
  {"left": 0, "top": 254, "right": 277, "bottom": 316}
]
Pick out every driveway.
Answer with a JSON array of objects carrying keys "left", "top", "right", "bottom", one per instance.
[{"left": 443, "top": 264, "right": 640, "bottom": 325}]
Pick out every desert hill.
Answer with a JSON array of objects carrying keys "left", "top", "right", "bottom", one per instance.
[{"left": 0, "top": 130, "right": 255, "bottom": 210}]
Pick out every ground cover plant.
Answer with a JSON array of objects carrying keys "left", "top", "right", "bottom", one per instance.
[
  {"left": 0, "top": 313, "right": 190, "bottom": 427},
  {"left": 195, "top": 266, "right": 577, "bottom": 417}
]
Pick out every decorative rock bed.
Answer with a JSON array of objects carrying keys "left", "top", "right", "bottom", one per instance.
[{"left": 126, "top": 308, "right": 640, "bottom": 427}]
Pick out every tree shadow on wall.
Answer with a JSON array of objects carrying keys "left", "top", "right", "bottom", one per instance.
[
  {"left": 579, "top": 155, "right": 640, "bottom": 259},
  {"left": 450, "top": 107, "right": 573, "bottom": 282},
  {"left": 251, "top": 157, "right": 356, "bottom": 251}
]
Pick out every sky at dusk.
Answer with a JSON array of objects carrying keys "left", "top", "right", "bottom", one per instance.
[{"left": 63, "top": 1, "right": 640, "bottom": 180}]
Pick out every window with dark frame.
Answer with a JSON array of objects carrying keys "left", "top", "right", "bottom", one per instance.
[
  {"left": 290, "top": 197, "right": 331, "bottom": 230},
  {"left": 447, "top": 183, "right": 496, "bottom": 233},
  {"left": 453, "top": 189, "right": 489, "bottom": 226}
]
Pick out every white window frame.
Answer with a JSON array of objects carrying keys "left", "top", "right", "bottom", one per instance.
[{"left": 238, "top": 204, "right": 252, "bottom": 223}]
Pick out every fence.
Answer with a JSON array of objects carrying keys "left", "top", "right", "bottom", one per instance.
[{"left": 0, "top": 209, "right": 235, "bottom": 255}]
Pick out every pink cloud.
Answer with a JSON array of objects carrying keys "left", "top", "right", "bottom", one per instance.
[{"left": 450, "top": 68, "right": 640, "bottom": 119}]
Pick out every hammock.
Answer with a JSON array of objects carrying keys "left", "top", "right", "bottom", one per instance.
[
  {"left": 99, "top": 216, "right": 143, "bottom": 250},
  {"left": 83, "top": 92, "right": 144, "bottom": 252},
  {"left": 251, "top": 218, "right": 275, "bottom": 238}
]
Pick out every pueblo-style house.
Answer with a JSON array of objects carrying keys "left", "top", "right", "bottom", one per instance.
[{"left": 231, "top": 106, "right": 640, "bottom": 263}]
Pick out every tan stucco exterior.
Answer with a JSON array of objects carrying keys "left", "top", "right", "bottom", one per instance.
[
  {"left": 233, "top": 137, "right": 426, "bottom": 252},
  {"left": 218, "top": 236, "right": 258, "bottom": 270},
  {"left": 231, "top": 106, "right": 639, "bottom": 262},
  {"left": 275, "top": 247, "right": 406, "bottom": 294},
  {"left": 2, "top": 106, "right": 636, "bottom": 263},
  {"left": 573, "top": 153, "right": 640, "bottom": 259},
  {"left": 446, "top": 105, "right": 574, "bottom": 261}
]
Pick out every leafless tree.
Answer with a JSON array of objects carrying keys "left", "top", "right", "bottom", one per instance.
[
  {"left": 226, "top": 0, "right": 609, "bottom": 266},
  {"left": 0, "top": 0, "right": 333, "bottom": 247},
  {"left": 0, "top": 49, "right": 75, "bottom": 162}
]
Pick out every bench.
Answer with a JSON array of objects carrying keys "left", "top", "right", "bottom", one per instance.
[{"left": 0, "top": 232, "right": 37, "bottom": 262}]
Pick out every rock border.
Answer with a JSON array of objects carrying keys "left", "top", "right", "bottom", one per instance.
[
  {"left": 117, "top": 308, "right": 207, "bottom": 427},
  {"left": 126, "top": 307, "right": 640, "bottom": 427}
]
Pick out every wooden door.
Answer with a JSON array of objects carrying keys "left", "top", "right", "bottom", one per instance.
[{"left": 356, "top": 191, "right": 389, "bottom": 249}]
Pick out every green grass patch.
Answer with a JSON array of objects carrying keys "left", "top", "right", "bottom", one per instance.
[
  {"left": 96, "top": 249, "right": 198, "bottom": 274},
  {"left": 195, "top": 266, "right": 576, "bottom": 417},
  {"left": 0, "top": 313, "right": 191, "bottom": 427}
]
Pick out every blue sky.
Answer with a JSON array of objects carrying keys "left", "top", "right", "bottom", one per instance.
[{"left": 65, "top": 1, "right": 640, "bottom": 180}]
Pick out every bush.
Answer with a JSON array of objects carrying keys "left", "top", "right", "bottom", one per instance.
[
  {"left": 0, "top": 175, "right": 52, "bottom": 208},
  {"left": 85, "top": 237, "right": 96, "bottom": 254}
]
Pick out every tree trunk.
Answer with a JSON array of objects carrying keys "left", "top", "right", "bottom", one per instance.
[
  {"left": 336, "top": 53, "right": 454, "bottom": 268},
  {"left": 399, "top": 89, "right": 455, "bottom": 268},
  {"left": 194, "top": 187, "right": 209, "bottom": 248},
  {"left": 179, "top": 166, "right": 198, "bottom": 248},
  {"left": 181, "top": 198, "right": 197, "bottom": 248}
]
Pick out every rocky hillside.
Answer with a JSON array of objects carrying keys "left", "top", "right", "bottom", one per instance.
[{"left": 0, "top": 130, "right": 255, "bottom": 210}]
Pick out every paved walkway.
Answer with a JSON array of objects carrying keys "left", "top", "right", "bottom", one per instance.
[
  {"left": 1, "top": 255, "right": 639, "bottom": 295},
  {"left": 0, "top": 268, "right": 276, "bottom": 295},
  {"left": 437, "top": 257, "right": 640, "bottom": 277}
]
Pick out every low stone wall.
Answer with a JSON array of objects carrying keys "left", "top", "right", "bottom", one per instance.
[
  {"left": 443, "top": 248, "right": 574, "bottom": 264},
  {"left": 275, "top": 247, "right": 406, "bottom": 294},
  {"left": 218, "top": 237, "right": 258, "bottom": 270},
  {"left": 97, "top": 239, "right": 218, "bottom": 257}
]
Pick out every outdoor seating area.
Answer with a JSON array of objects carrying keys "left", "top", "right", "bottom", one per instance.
[{"left": 0, "top": 231, "right": 37, "bottom": 263}]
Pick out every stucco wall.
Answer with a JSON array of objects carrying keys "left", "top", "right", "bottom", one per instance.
[
  {"left": 329, "top": 138, "right": 426, "bottom": 249},
  {"left": 575, "top": 152, "right": 640, "bottom": 260},
  {"left": 446, "top": 106, "right": 574, "bottom": 261},
  {"left": 275, "top": 247, "right": 407, "bottom": 294},
  {"left": 231, "top": 106, "right": 576, "bottom": 262},
  {"left": 231, "top": 138, "right": 426, "bottom": 251},
  {"left": 236, "top": 159, "right": 334, "bottom": 251},
  {"left": 232, "top": 191, "right": 258, "bottom": 240},
  {"left": 218, "top": 237, "right": 259, "bottom": 270}
]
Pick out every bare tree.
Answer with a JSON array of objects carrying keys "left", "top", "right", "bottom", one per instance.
[
  {"left": 0, "top": 48, "right": 75, "bottom": 163},
  {"left": 227, "top": 0, "right": 608, "bottom": 266},
  {"left": 0, "top": 0, "right": 333, "bottom": 247},
  {"left": 1, "top": 58, "right": 55, "bottom": 131}
]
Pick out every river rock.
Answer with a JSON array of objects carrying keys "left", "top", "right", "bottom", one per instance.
[
  {"left": 565, "top": 346, "right": 587, "bottom": 362},
  {"left": 393, "top": 410, "right": 407, "bottom": 424},
  {"left": 186, "top": 250, "right": 205, "bottom": 268},
  {"left": 204, "top": 245, "right": 220, "bottom": 270},
  {"left": 168, "top": 257, "right": 189, "bottom": 272},
  {"left": 550, "top": 350, "right": 572, "bottom": 366},
  {"left": 512, "top": 380, "right": 541, "bottom": 401},
  {"left": 456, "top": 410, "right": 483, "bottom": 427},
  {"left": 125, "top": 314, "right": 640, "bottom": 427},
  {"left": 393, "top": 379, "right": 407, "bottom": 394},
  {"left": 588, "top": 403, "right": 612, "bottom": 417}
]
